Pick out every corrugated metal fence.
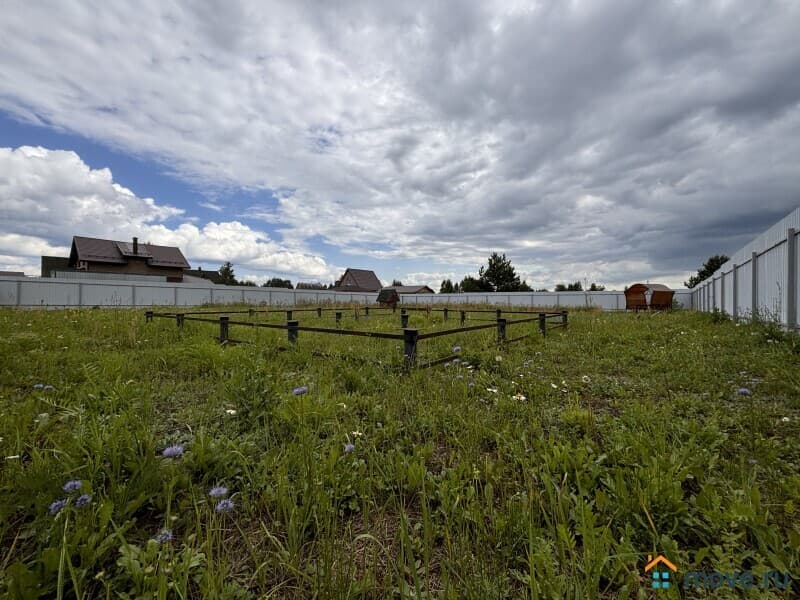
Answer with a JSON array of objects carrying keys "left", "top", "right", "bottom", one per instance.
[
  {"left": 0, "top": 276, "right": 693, "bottom": 310},
  {"left": 691, "top": 207, "right": 799, "bottom": 329}
]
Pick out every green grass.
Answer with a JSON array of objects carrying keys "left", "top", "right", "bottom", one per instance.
[{"left": 1, "top": 306, "right": 799, "bottom": 598}]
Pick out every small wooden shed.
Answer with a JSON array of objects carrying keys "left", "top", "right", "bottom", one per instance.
[
  {"left": 647, "top": 284, "right": 675, "bottom": 310},
  {"left": 625, "top": 283, "right": 674, "bottom": 311},
  {"left": 376, "top": 288, "right": 400, "bottom": 308}
]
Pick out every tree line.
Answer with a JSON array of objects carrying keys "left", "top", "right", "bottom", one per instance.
[{"left": 439, "top": 253, "right": 604, "bottom": 293}]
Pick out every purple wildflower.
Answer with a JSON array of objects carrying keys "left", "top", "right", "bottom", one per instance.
[
  {"left": 456, "top": 375, "right": 464, "bottom": 380},
  {"left": 44, "top": 385, "right": 55, "bottom": 391},
  {"left": 215, "top": 499, "right": 235, "bottom": 513},
  {"left": 468, "top": 382, "right": 475, "bottom": 388},
  {"left": 154, "top": 529, "right": 173, "bottom": 544},
  {"left": 344, "top": 443, "right": 355, "bottom": 454},
  {"left": 74, "top": 494, "right": 92, "bottom": 508},
  {"left": 208, "top": 486, "right": 228, "bottom": 498},
  {"left": 49, "top": 498, "right": 68, "bottom": 516},
  {"left": 452, "top": 358, "right": 460, "bottom": 364},
  {"left": 162, "top": 444, "right": 184, "bottom": 458},
  {"left": 62, "top": 479, "right": 82, "bottom": 492},
  {"left": 737, "top": 388, "right": 752, "bottom": 396},
  {"left": 452, "top": 346, "right": 461, "bottom": 353},
  {"left": 293, "top": 386, "right": 308, "bottom": 396}
]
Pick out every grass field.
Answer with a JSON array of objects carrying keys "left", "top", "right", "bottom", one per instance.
[{"left": 1, "top": 306, "right": 799, "bottom": 598}]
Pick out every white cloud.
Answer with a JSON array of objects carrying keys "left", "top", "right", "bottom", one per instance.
[
  {"left": 0, "top": 147, "right": 339, "bottom": 282},
  {"left": 0, "top": 1, "right": 799, "bottom": 288}
]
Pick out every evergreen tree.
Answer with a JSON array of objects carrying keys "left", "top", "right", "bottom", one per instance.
[
  {"left": 479, "top": 252, "right": 521, "bottom": 291},
  {"left": 439, "top": 279, "right": 455, "bottom": 293},
  {"left": 218, "top": 262, "right": 237, "bottom": 285},
  {"left": 684, "top": 255, "right": 729, "bottom": 288}
]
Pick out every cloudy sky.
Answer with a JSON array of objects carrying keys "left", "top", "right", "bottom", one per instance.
[{"left": 1, "top": 1, "right": 799, "bottom": 290}]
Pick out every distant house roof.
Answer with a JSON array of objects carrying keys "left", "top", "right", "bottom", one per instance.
[
  {"left": 41, "top": 256, "right": 71, "bottom": 277},
  {"left": 389, "top": 285, "right": 435, "bottom": 294},
  {"left": 0, "top": 271, "right": 24, "bottom": 278},
  {"left": 69, "top": 236, "right": 190, "bottom": 269},
  {"left": 334, "top": 268, "right": 382, "bottom": 292},
  {"left": 184, "top": 268, "right": 225, "bottom": 284}
]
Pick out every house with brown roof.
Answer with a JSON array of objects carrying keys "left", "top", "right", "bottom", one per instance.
[
  {"left": 387, "top": 285, "right": 435, "bottom": 294},
  {"left": 52, "top": 236, "right": 191, "bottom": 281},
  {"left": 333, "top": 268, "right": 382, "bottom": 292}
]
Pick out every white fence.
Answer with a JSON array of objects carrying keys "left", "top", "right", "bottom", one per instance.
[
  {"left": 0, "top": 275, "right": 693, "bottom": 310},
  {"left": 401, "top": 290, "right": 693, "bottom": 310},
  {"left": 691, "top": 207, "right": 799, "bottom": 329}
]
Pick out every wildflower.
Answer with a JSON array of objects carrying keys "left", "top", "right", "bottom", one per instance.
[
  {"left": 468, "top": 382, "right": 475, "bottom": 388},
  {"left": 336, "top": 402, "right": 347, "bottom": 409},
  {"left": 225, "top": 409, "right": 237, "bottom": 415},
  {"left": 49, "top": 498, "right": 68, "bottom": 516},
  {"left": 523, "top": 361, "right": 530, "bottom": 367},
  {"left": 486, "top": 387, "right": 498, "bottom": 393},
  {"left": 535, "top": 352, "right": 542, "bottom": 356},
  {"left": 215, "top": 499, "right": 235, "bottom": 513},
  {"left": 344, "top": 443, "right": 356, "bottom": 453},
  {"left": 444, "top": 362, "right": 452, "bottom": 368},
  {"left": 736, "top": 388, "right": 751, "bottom": 396},
  {"left": 154, "top": 529, "right": 173, "bottom": 544},
  {"left": 452, "top": 346, "right": 461, "bottom": 353},
  {"left": 293, "top": 386, "right": 308, "bottom": 395},
  {"left": 456, "top": 375, "right": 464, "bottom": 380},
  {"left": 551, "top": 383, "right": 558, "bottom": 389},
  {"left": 782, "top": 417, "right": 791, "bottom": 423},
  {"left": 209, "top": 486, "right": 229, "bottom": 498},
  {"left": 33, "top": 383, "right": 45, "bottom": 389},
  {"left": 495, "top": 355, "right": 503, "bottom": 362},
  {"left": 582, "top": 375, "right": 591, "bottom": 384},
  {"left": 462, "top": 362, "right": 469, "bottom": 367},
  {"left": 162, "top": 444, "right": 184, "bottom": 458},
  {"left": 62, "top": 479, "right": 82, "bottom": 492},
  {"left": 452, "top": 358, "right": 460, "bottom": 364},
  {"left": 44, "top": 385, "right": 55, "bottom": 391},
  {"left": 351, "top": 430, "right": 363, "bottom": 437},
  {"left": 512, "top": 393, "right": 527, "bottom": 401},
  {"left": 74, "top": 494, "right": 92, "bottom": 508}
]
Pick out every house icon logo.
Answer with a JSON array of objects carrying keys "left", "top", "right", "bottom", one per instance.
[{"left": 645, "top": 554, "right": 678, "bottom": 590}]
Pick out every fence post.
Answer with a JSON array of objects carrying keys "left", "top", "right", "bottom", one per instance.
[
  {"left": 335, "top": 311, "right": 342, "bottom": 325},
  {"left": 751, "top": 251, "right": 758, "bottom": 319},
  {"left": 354, "top": 308, "right": 359, "bottom": 320},
  {"left": 460, "top": 310, "right": 466, "bottom": 326},
  {"left": 401, "top": 313, "right": 409, "bottom": 328},
  {"left": 146, "top": 310, "right": 153, "bottom": 322},
  {"left": 176, "top": 313, "right": 184, "bottom": 328},
  {"left": 443, "top": 307, "right": 448, "bottom": 321},
  {"left": 787, "top": 228, "right": 797, "bottom": 329},
  {"left": 732, "top": 263, "right": 738, "bottom": 320},
  {"left": 248, "top": 308, "right": 254, "bottom": 317},
  {"left": 317, "top": 307, "right": 322, "bottom": 317},
  {"left": 286, "top": 309, "right": 293, "bottom": 321},
  {"left": 538, "top": 313, "right": 546, "bottom": 336},
  {"left": 287, "top": 319, "right": 299, "bottom": 344},
  {"left": 219, "top": 316, "right": 229, "bottom": 343},
  {"left": 497, "top": 317, "right": 507, "bottom": 344},
  {"left": 496, "top": 308, "right": 502, "bottom": 320},
  {"left": 561, "top": 310, "right": 568, "bottom": 328},
  {"left": 364, "top": 306, "right": 369, "bottom": 317},
  {"left": 403, "top": 328, "right": 418, "bottom": 368}
]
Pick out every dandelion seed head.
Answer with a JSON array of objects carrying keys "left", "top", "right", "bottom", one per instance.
[
  {"left": 209, "top": 486, "right": 228, "bottom": 498},
  {"left": 161, "top": 444, "right": 184, "bottom": 458}
]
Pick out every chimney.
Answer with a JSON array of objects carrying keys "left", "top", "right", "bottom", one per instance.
[{"left": 132, "top": 237, "right": 138, "bottom": 255}]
